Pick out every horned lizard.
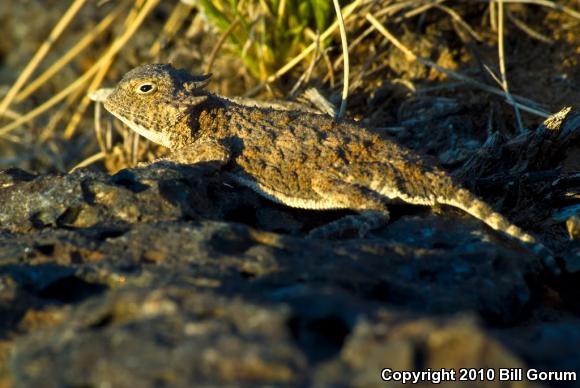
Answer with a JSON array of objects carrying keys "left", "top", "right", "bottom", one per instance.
[{"left": 102, "top": 64, "right": 554, "bottom": 266}]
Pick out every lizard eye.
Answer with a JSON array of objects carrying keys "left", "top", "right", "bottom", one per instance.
[{"left": 136, "top": 82, "right": 157, "bottom": 94}]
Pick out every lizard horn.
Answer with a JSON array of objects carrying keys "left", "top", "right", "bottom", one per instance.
[{"left": 185, "top": 74, "right": 212, "bottom": 90}]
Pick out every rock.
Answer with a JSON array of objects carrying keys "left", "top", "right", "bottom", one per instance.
[
  {"left": 0, "top": 161, "right": 575, "bottom": 386},
  {"left": 313, "top": 314, "right": 530, "bottom": 387},
  {"left": 10, "top": 289, "right": 307, "bottom": 387},
  {"left": 566, "top": 215, "right": 580, "bottom": 241}
]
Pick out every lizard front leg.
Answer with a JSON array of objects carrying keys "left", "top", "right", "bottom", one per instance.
[
  {"left": 169, "top": 139, "right": 232, "bottom": 167},
  {"left": 156, "top": 139, "right": 232, "bottom": 168},
  {"left": 307, "top": 175, "right": 390, "bottom": 239}
]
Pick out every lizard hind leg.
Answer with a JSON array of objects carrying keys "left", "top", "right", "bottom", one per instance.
[{"left": 307, "top": 175, "right": 390, "bottom": 239}]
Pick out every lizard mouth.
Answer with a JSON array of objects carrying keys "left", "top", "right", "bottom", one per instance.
[
  {"left": 103, "top": 92, "right": 189, "bottom": 149},
  {"left": 113, "top": 113, "right": 175, "bottom": 148},
  {"left": 103, "top": 101, "right": 177, "bottom": 149}
]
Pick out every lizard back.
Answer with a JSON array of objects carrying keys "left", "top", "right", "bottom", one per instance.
[{"left": 102, "top": 63, "right": 550, "bottom": 261}]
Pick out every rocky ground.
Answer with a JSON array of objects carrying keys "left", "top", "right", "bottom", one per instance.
[
  {"left": 1, "top": 0, "right": 580, "bottom": 387},
  {"left": 0, "top": 107, "right": 579, "bottom": 387}
]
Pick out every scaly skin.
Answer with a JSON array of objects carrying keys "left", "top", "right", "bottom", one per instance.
[{"left": 103, "top": 64, "right": 556, "bottom": 268}]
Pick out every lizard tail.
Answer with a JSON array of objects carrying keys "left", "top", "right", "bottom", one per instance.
[
  {"left": 438, "top": 187, "right": 537, "bottom": 244},
  {"left": 377, "top": 166, "right": 559, "bottom": 272},
  {"left": 437, "top": 187, "right": 559, "bottom": 274}
]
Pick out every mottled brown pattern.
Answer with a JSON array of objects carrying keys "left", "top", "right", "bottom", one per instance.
[{"left": 103, "top": 64, "right": 552, "bottom": 260}]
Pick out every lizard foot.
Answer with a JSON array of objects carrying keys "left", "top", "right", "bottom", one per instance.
[{"left": 306, "top": 210, "right": 390, "bottom": 240}]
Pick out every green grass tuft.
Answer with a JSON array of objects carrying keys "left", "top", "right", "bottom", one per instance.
[{"left": 197, "top": 0, "right": 333, "bottom": 79}]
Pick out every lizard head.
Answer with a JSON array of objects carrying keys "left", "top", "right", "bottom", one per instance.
[{"left": 104, "top": 63, "right": 211, "bottom": 148}]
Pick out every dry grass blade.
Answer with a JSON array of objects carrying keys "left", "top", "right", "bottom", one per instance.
[
  {"left": 365, "top": 13, "right": 551, "bottom": 118},
  {"left": 69, "top": 151, "right": 106, "bottom": 172},
  {"left": 0, "top": 0, "right": 87, "bottom": 117},
  {"left": 0, "top": 73, "right": 92, "bottom": 138},
  {"left": 482, "top": 63, "right": 503, "bottom": 87},
  {"left": 0, "top": 0, "right": 161, "bottom": 138},
  {"left": 64, "top": 59, "right": 114, "bottom": 139},
  {"left": 497, "top": 0, "right": 524, "bottom": 132},
  {"left": 289, "top": 33, "right": 321, "bottom": 96},
  {"left": 333, "top": 0, "right": 349, "bottom": 120},
  {"left": 490, "top": 1, "right": 498, "bottom": 31},
  {"left": 481, "top": 0, "right": 580, "bottom": 20},
  {"left": 93, "top": 100, "right": 107, "bottom": 152},
  {"left": 244, "top": 0, "right": 365, "bottom": 97},
  {"left": 40, "top": 83, "right": 86, "bottom": 142},
  {"left": 15, "top": 4, "right": 124, "bottom": 103},
  {"left": 149, "top": 1, "right": 194, "bottom": 58},
  {"left": 434, "top": 4, "right": 483, "bottom": 42},
  {"left": 365, "top": 14, "right": 416, "bottom": 60},
  {"left": 1, "top": 108, "right": 22, "bottom": 121},
  {"left": 507, "top": 10, "right": 554, "bottom": 44},
  {"left": 64, "top": 1, "right": 149, "bottom": 140},
  {"left": 401, "top": 0, "right": 448, "bottom": 19},
  {"left": 374, "top": 0, "right": 428, "bottom": 19},
  {"left": 205, "top": 18, "right": 241, "bottom": 75},
  {"left": 131, "top": 130, "right": 140, "bottom": 166}
]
